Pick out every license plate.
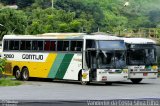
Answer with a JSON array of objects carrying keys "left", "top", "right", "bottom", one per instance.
[{"left": 143, "top": 73, "right": 148, "bottom": 76}]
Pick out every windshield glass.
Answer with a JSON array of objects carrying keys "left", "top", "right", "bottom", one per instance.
[
  {"left": 98, "top": 50, "right": 126, "bottom": 69},
  {"left": 128, "top": 48, "right": 156, "bottom": 65},
  {"left": 98, "top": 40, "right": 126, "bottom": 50}
]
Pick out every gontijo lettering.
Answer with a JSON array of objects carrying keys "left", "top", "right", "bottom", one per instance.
[{"left": 22, "top": 54, "right": 43, "bottom": 60}]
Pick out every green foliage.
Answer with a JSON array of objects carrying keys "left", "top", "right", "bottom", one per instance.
[
  {"left": 0, "top": 77, "right": 22, "bottom": 86},
  {"left": 1, "top": 0, "right": 160, "bottom": 35},
  {"left": 0, "top": 8, "right": 27, "bottom": 38},
  {"left": 0, "top": 58, "right": 7, "bottom": 73}
]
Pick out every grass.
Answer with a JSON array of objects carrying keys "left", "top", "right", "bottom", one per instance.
[{"left": 0, "top": 77, "right": 22, "bottom": 86}]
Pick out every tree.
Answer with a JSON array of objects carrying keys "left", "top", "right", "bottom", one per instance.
[
  {"left": 0, "top": 0, "right": 16, "bottom": 5},
  {"left": 16, "top": 0, "right": 34, "bottom": 9},
  {"left": 0, "top": 8, "right": 27, "bottom": 38}
]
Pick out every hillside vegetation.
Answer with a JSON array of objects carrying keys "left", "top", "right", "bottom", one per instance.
[{"left": 0, "top": 0, "right": 160, "bottom": 37}]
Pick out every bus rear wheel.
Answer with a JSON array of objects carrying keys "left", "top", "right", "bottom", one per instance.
[
  {"left": 22, "top": 68, "right": 29, "bottom": 81},
  {"left": 15, "top": 69, "right": 21, "bottom": 80},
  {"left": 130, "top": 78, "right": 142, "bottom": 84}
]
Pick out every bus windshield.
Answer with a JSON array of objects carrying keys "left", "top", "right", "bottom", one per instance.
[
  {"left": 98, "top": 40, "right": 126, "bottom": 50},
  {"left": 98, "top": 50, "right": 126, "bottom": 69},
  {"left": 86, "top": 40, "right": 127, "bottom": 69},
  {"left": 128, "top": 45, "right": 156, "bottom": 65}
]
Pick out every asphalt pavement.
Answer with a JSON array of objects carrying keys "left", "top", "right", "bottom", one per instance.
[{"left": 0, "top": 78, "right": 160, "bottom": 100}]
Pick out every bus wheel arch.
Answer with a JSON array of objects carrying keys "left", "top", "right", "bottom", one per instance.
[
  {"left": 13, "top": 66, "right": 21, "bottom": 80},
  {"left": 21, "top": 66, "right": 30, "bottom": 81}
]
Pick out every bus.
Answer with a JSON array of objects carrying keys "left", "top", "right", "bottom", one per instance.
[
  {"left": 123, "top": 38, "right": 158, "bottom": 83},
  {"left": 2, "top": 33, "right": 128, "bottom": 85}
]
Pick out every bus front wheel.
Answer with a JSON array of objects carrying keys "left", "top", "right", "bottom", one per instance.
[
  {"left": 15, "top": 69, "right": 21, "bottom": 80},
  {"left": 22, "top": 68, "right": 29, "bottom": 81},
  {"left": 105, "top": 82, "right": 112, "bottom": 85},
  {"left": 130, "top": 78, "right": 142, "bottom": 84}
]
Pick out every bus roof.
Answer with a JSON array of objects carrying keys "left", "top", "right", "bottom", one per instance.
[
  {"left": 122, "top": 38, "right": 156, "bottom": 44},
  {"left": 3, "top": 33, "right": 122, "bottom": 41}
]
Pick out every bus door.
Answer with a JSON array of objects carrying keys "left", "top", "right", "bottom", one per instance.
[{"left": 85, "top": 49, "right": 98, "bottom": 81}]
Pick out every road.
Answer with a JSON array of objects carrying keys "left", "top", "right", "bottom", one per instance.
[{"left": 0, "top": 78, "right": 160, "bottom": 100}]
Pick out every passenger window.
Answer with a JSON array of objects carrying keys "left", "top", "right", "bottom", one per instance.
[
  {"left": 14, "top": 41, "right": 19, "bottom": 50},
  {"left": 44, "top": 41, "right": 50, "bottom": 51},
  {"left": 63, "top": 41, "right": 69, "bottom": 51},
  {"left": 32, "top": 41, "right": 38, "bottom": 50},
  {"left": 71, "top": 41, "right": 83, "bottom": 51},
  {"left": 57, "top": 41, "right": 63, "bottom": 51},
  {"left": 50, "top": 41, "right": 56, "bottom": 51},
  {"left": 8, "top": 40, "right": 19, "bottom": 50},
  {"left": 4, "top": 40, "right": 9, "bottom": 50},
  {"left": 71, "top": 41, "right": 76, "bottom": 51},
  {"left": 38, "top": 41, "right": 43, "bottom": 50},
  {"left": 20, "top": 41, "right": 25, "bottom": 50},
  {"left": 57, "top": 41, "right": 69, "bottom": 51},
  {"left": 9, "top": 41, "right": 14, "bottom": 50},
  {"left": 26, "top": 41, "right": 31, "bottom": 50}
]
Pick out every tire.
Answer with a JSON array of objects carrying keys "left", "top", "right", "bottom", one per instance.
[
  {"left": 15, "top": 69, "right": 21, "bottom": 80},
  {"left": 105, "top": 82, "right": 112, "bottom": 85},
  {"left": 21, "top": 68, "right": 29, "bottom": 81},
  {"left": 130, "top": 78, "right": 142, "bottom": 84}
]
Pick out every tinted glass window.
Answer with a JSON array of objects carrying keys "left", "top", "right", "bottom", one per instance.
[
  {"left": 26, "top": 41, "right": 31, "bottom": 50},
  {"left": 57, "top": 41, "right": 63, "bottom": 51},
  {"left": 3, "top": 40, "right": 9, "bottom": 50},
  {"left": 44, "top": 41, "right": 50, "bottom": 51},
  {"left": 63, "top": 41, "right": 69, "bottom": 51},
  {"left": 32, "top": 41, "right": 38, "bottom": 50},
  {"left": 14, "top": 41, "right": 19, "bottom": 50},
  {"left": 71, "top": 41, "right": 83, "bottom": 51},
  {"left": 9, "top": 41, "right": 14, "bottom": 50},
  {"left": 8, "top": 40, "right": 20, "bottom": 50},
  {"left": 20, "top": 41, "right": 25, "bottom": 50},
  {"left": 50, "top": 41, "right": 56, "bottom": 51},
  {"left": 38, "top": 41, "right": 43, "bottom": 50}
]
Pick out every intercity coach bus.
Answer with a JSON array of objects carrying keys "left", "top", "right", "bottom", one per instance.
[
  {"left": 123, "top": 38, "right": 158, "bottom": 83},
  {"left": 2, "top": 33, "right": 128, "bottom": 85}
]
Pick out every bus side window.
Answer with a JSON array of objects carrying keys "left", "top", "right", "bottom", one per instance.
[
  {"left": 20, "top": 41, "right": 25, "bottom": 50},
  {"left": 86, "top": 40, "right": 95, "bottom": 49},
  {"left": 14, "top": 41, "right": 19, "bottom": 50},
  {"left": 9, "top": 41, "right": 14, "bottom": 50},
  {"left": 38, "top": 41, "right": 43, "bottom": 50},
  {"left": 57, "top": 41, "right": 63, "bottom": 51},
  {"left": 50, "top": 41, "right": 56, "bottom": 51},
  {"left": 71, "top": 41, "right": 76, "bottom": 51},
  {"left": 71, "top": 41, "right": 83, "bottom": 51},
  {"left": 32, "top": 41, "right": 38, "bottom": 50},
  {"left": 4, "top": 40, "right": 9, "bottom": 50},
  {"left": 63, "top": 41, "right": 69, "bottom": 51},
  {"left": 26, "top": 41, "right": 31, "bottom": 50},
  {"left": 76, "top": 41, "right": 83, "bottom": 51},
  {"left": 8, "top": 40, "right": 20, "bottom": 50},
  {"left": 44, "top": 41, "right": 50, "bottom": 51}
]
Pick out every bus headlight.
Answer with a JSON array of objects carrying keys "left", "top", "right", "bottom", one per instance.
[
  {"left": 123, "top": 69, "right": 128, "bottom": 73},
  {"left": 152, "top": 65, "right": 158, "bottom": 70}
]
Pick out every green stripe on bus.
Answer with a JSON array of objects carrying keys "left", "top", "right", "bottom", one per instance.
[
  {"left": 48, "top": 54, "right": 65, "bottom": 78},
  {"left": 55, "top": 54, "right": 74, "bottom": 79}
]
